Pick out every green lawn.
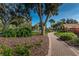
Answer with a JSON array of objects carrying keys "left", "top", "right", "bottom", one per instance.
[{"left": 32, "top": 31, "right": 40, "bottom": 36}]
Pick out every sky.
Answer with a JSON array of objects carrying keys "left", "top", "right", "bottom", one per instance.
[{"left": 32, "top": 3, "right": 79, "bottom": 28}]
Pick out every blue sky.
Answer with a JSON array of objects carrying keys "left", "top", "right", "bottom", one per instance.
[{"left": 32, "top": 3, "right": 79, "bottom": 27}]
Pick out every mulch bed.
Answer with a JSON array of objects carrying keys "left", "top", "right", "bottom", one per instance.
[{"left": 0, "top": 35, "right": 49, "bottom": 56}]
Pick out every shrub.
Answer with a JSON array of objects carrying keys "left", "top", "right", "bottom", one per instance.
[
  {"left": 2, "top": 27, "right": 32, "bottom": 37},
  {"left": 0, "top": 45, "right": 13, "bottom": 56},
  {"left": 2, "top": 29, "right": 16, "bottom": 37},
  {"left": 60, "top": 34, "right": 73, "bottom": 41},
  {"left": 15, "top": 44, "right": 31, "bottom": 56},
  {"left": 34, "top": 40, "right": 43, "bottom": 47},
  {"left": 55, "top": 32, "right": 77, "bottom": 41},
  {"left": 0, "top": 44, "right": 32, "bottom": 56},
  {"left": 16, "top": 27, "right": 32, "bottom": 37},
  {"left": 69, "top": 37, "right": 79, "bottom": 45}
]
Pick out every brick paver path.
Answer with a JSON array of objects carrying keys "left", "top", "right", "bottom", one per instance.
[{"left": 48, "top": 32, "right": 76, "bottom": 56}]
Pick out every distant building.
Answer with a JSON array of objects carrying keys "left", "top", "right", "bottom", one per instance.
[
  {"left": 32, "top": 23, "right": 40, "bottom": 32},
  {"left": 63, "top": 24, "right": 79, "bottom": 34}
]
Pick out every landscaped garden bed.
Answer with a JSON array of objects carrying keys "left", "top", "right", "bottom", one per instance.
[
  {"left": 54, "top": 32, "right": 79, "bottom": 46},
  {"left": 0, "top": 35, "right": 49, "bottom": 56}
]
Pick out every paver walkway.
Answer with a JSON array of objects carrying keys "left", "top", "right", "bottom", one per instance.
[{"left": 48, "top": 32, "right": 76, "bottom": 56}]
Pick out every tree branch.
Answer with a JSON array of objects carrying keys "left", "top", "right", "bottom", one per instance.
[
  {"left": 37, "top": 4, "right": 43, "bottom": 24},
  {"left": 44, "top": 12, "right": 50, "bottom": 25}
]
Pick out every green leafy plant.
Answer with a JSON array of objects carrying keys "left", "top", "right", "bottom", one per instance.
[
  {"left": 34, "top": 40, "right": 43, "bottom": 47},
  {"left": 15, "top": 44, "right": 31, "bottom": 56},
  {"left": 2, "top": 29, "right": 16, "bottom": 37},
  {"left": 55, "top": 32, "right": 77, "bottom": 41},
  {"left": 0, "top": 45, "right": 13, "bottom": 56},
  {"left": 60, "top": 34, "right": 73, "bottom": 41},
  {"left": 69, "top": 37, "right": 79, "bottom": 45},
  {"left": 16, "top": 27, "right": 32, "bottom": 37},
  {"left": 2, "top": 27, "right": 32, "bottom": 37}
]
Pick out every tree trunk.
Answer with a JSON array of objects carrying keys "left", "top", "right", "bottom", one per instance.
[
  {"left": 2, "top": 24, "right": 7, "bottom": 32},
  {"left": 2, "top": 22, "right": 9, "bottom": 32},
  {"left": 41, "top": 24, "right": 46, "bottom": 35}
]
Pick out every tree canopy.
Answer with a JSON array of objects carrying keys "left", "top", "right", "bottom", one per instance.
[{"left": 0, "top": 3, "right": 62, "bottom": 35}]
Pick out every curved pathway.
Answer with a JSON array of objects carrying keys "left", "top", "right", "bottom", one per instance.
[{"left": 47, "top": 32, "right": 77, "bottom": 56}]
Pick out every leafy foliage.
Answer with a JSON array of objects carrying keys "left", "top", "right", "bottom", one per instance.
[
  {"left": 55, "top": 32, "right": 77, "bottom": 41},
  {"left": 15, "top": 44, "right": 31, "bottom": 56},
  {"left": 0, "top": 45, "right": 13, "bottom": 56},
  {"left": 69, "top": 37, "right": 79, "bottom": 45},
  {"left": 2, "top": 27, "right": 32, "bottom": 37},
  {"left": 55, "top": 32, "right": 79, "bottom": 45},
  {"left": 16, "top": 27, "right": 32, "bottom": 37},
  {"left": 0, "top": 4, "right": 31, "bottom": 32},
  {"left": 59, "top": 34, "right": 74, "bottom": 41},
  {"left": 0, "top": 44, "right": 31, "bottom": 56},
  {"left": 2, "top": 29, "right": 16, "bottom": 37},
  {"left": 34, "top": 40, "right": 43, "bottom": 47}
]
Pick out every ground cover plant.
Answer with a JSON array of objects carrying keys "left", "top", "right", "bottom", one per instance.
[{"left": 0, "top": 35, "right": 49, "bottom": 56}]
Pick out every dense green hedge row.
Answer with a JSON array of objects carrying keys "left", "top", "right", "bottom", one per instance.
[{"left": 2, "top": 27, "right": 32, "bottom": 37}]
